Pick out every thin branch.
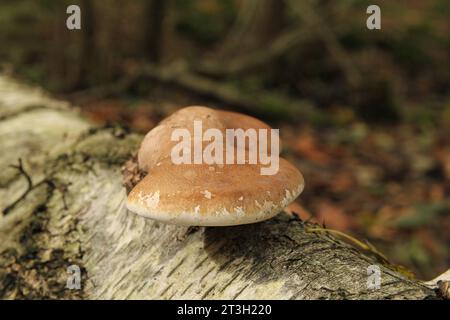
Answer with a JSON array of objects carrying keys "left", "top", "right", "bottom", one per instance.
[
  {"left": 139, "top": 62, "right": 316, "bottom": 120},
  {"left": 3, "top": 158, "right": 34, "bottom": 215},
  {"left": 68, "top": 66, "right": 140, "bottom": 105},
  {"left": 286, "top": 0, "right": 362, "bottom": 88},
  {"left": 67, "top": 61, "right": 319, "bottom": 121},
  {"left": 196, "top": 26, "right": 310, "bottom": 77},
  {"left": 2, "top": 159, "right": 71, "bottom": 215},
  {"left": 218, "top": 0, "right": 263, "bottom": 57},
  {"left": 10, "top": 158, "right": 32, "bottom": 190}
]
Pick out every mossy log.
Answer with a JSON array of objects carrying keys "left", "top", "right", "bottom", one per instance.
[{"left": 0, "top": 75, "right": 438, "bottom": 299}]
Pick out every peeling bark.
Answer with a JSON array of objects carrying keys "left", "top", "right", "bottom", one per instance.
[{"left": 0, "top": 75, "right": 439, "bottom": 300}]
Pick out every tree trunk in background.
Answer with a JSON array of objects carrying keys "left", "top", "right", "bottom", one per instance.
[
  {"left": 48, "top": 2, "right": 67, "bottom": 90},
  {"left": 0, "top": 75, "right": 439, "bottom": 299},
  {"left": 143, "top": 0, "right": 167, "bottom": 63},
  {"left": 219, "top": 0, "right": 286, "bottom": 59},
  {"left": 73, "top": 0, "right": 95, "bottom": 90}
]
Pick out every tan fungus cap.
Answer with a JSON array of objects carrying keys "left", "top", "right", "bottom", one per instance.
[
  {"left": 127, "top": 106, "right": 304, "bottom": 226},
  {"left": 137, "top": 106, "right": 274, "bottom": 172},
  {"left": 127, "top": 159, "right": 304, "bottom": 226}
]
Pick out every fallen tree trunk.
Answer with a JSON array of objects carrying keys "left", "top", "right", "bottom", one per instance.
[{"left": 0, "top": 75, "right": 438, "bottom": 299}]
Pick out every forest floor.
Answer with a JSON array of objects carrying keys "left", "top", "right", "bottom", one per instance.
[{"left": 68, "top": 84, "right": 450, "bottom": 281}]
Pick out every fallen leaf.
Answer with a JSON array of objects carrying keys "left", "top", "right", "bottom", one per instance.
[
  {"left": 294, "top": 133, "right": 331, "bottom": 165},
  {"left": 315, "top": 202, "right": 355, "bottom": 231}
]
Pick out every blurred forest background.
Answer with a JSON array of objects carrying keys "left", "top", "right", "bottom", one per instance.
[{"left": 0, "top": 0, "right": 449, "bottom": 280}]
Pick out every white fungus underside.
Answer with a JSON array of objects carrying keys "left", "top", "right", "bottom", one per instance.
[{"left": 126, "top": 184, "right": 304, "bottom": 226}]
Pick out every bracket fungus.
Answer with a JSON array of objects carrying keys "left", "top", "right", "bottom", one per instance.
[{"left": 125, "top": 106, "right": 304, "bottom": 226}]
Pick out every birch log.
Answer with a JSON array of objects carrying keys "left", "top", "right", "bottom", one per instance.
[{"left": 0, "top": 75, "right": 438, "bottom": 300}]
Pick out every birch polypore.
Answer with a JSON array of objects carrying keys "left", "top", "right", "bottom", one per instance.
[{"left": 127, "top": 106, "right": 304, "bottom": 226}]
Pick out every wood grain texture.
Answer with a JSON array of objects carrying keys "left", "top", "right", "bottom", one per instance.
[{"left": 0, "top": 75, "right": 437, "bottom": 299}]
